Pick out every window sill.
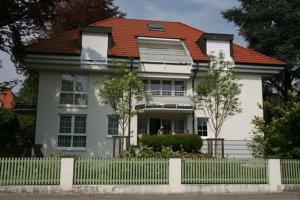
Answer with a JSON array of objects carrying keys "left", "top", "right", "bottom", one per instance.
[
  {"left": 58, "top": 104, "right": 88, "bottom": 109},
  {"left": 57, "top": 147, "right": 87, "bottom": 151},
  {"left": 106, "top": 135, "right": 122, "bottom": 139}
]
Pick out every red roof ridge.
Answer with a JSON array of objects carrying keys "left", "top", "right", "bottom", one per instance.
[
  {"left": 233, "top": 43, "right": 285, "bottom": 65},
  {"left": 92, "top": 17, "right": 186, "bottom": 26},
  {"left": 176, "top": 21, "right": 205, "bottom": 34},
  {"left": 89, "top": 17, "right": 116, "bottom": 26}
]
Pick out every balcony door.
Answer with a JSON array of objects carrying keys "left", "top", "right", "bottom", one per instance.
[{"left": 149, "top": 118, "right": 161, "bottom": 135}]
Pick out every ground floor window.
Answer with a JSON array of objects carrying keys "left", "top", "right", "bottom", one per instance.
[
  {"left": 58, "top": 115, "right": 87, "bottom": 148},
  {"left": 197, "top": 117, "right": 208, "bottom": 136},
  {"left": 107, "top": 115, "right": 119, "bottom": 136}
]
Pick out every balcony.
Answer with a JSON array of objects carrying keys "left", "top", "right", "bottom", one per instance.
[{"left": 135, "top": 90, "right": 193, "bottom": 111}]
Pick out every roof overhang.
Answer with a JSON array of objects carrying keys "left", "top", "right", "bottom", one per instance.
[
  {"left": 192, "top": 62, "right": 284, "bottom": 75},
  {"left": 24, "top": 54, "right": 140, "bottom": 72}
]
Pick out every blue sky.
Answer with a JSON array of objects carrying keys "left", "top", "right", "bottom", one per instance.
[{"left": 0, "top": 0, "right": 245, "bottom": 92}]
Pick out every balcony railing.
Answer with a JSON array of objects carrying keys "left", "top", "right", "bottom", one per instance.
[{"left": 136, "top": 90, "right": 193, "bottom": 110}]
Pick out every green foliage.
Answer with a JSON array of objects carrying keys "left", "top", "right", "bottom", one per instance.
[
  {"left": 98, "top": 62, "right": 143, "bottom": 136},
  {"left": 223, "top": 0, "right": 300, "bottom": 101},
  {"left": 194, "top": 52, "right": 242, "bottom": 138},
  {"left": 0, "top": 108, "right": 35, "bottom": 156},
  {"left": 119, "top": 144, "right": 207, "bottom": 159},
  {"left": 0, "top": 108, "right": 19, "bottom": 145},
  {"left": 249, "top": 92, "right": 300, "bottom": 158},
  {"left": 0, "top": 0, "right": 60, "bottom": 71},
  {"left": 141, "top": 134, "right": 203, "bottom": 153}
]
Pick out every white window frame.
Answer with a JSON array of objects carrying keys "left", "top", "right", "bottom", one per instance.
[
  {"left": 197, "top": 117, "right": 208, "bottom": 137},
  {"left": 57, "top": 114, "right": 87, "bottom": 150},
  {"left": 142, "top": 79, "right": 185, "bottom": 96},
  {"left": 59, "top": 74, "right": 89, "bottom": 107}
]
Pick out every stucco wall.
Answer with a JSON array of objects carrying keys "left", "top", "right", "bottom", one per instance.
[
  {"left": 35, "top": 66, "right": 263, "bottom": 158},
  {"left": 206, "top": 40, "right": 232, "bottom": 61},
  {"left": 35, "top": 71, "right": 116, "bottom": 157}
]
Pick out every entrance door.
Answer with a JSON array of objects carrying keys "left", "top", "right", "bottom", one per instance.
[{"left": 149, "top": 118, "right": 161, "bottom": 135}]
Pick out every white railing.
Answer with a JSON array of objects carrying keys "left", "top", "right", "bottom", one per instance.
[{"left": 136, "top": 90, "right": 193, "bottom": 109}]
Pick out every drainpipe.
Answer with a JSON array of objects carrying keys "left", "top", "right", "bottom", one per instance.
[
  {"left": 191, "top": 61, "right": 199, "bottom": 134},
  {"left": 127, "top": 58, "right": 133, "bottom": 149}
]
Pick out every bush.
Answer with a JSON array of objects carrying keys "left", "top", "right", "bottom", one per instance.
[
  {"left": 119, "top": 145, "right": 208, "bottom": 158},
  {"left": 141, "top": 134, "right": 203, "bottom": 153}
]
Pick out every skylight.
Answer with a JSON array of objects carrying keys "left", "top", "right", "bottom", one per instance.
[{"left": 148, "top": 22, "right": 164, "bottom": 32}]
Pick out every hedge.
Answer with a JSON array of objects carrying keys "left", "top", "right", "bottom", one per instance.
[{"left": 141, "top": 134, "right": 203, "bottom": 153}]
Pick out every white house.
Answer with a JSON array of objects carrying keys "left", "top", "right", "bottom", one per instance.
[{"left": 25, "top": 18, "right": 284, "bottom": 158}]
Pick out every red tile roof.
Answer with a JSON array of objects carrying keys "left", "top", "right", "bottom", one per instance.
[{"left": 25, "top": 18, "right": 285, "bottom": 65}]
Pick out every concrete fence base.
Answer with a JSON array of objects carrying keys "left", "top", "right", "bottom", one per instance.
[{"left": 0, "top": 158, "right": 299, "bottom": 194}]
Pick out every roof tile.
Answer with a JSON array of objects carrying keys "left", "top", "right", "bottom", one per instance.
[{"left": 25, "top": 18, "right": 284, "bottom": 65}]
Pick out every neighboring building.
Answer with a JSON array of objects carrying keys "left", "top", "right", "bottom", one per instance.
[
  {"left": 0, "top": 87, "right": 15, "bottom": 110},
  {"left": 24, "top": 18, "right": 284, "bottom": 158}
]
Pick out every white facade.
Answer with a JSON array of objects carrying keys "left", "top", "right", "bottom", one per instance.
[{"left": 27, "top": 31, "right": 281, "bottom": 158}]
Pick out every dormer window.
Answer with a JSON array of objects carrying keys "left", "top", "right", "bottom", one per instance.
[
  {"left": 148, "top": 22, "right": 164, "bottom": 32},
  {"left": 137, "top": 37, "right": 192, "bottom": 64}
]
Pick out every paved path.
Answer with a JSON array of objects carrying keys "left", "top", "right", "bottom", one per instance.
[{"left": 0, "top": 192, "right": 300, "bottom": 200}]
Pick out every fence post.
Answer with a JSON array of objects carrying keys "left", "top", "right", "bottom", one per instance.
[
  {"left": 268, "top": 158, "right": 282, "bottom": 191},
  {"left": 60, "top": 158, "right": 74, "bottom": 191},
  {"left": 169, "top": 158, "right": 182, "bottom": 192}
]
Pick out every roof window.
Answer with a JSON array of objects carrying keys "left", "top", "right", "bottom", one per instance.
[{"left": 148, "top": 22, "right": 164, "bottom": 32}]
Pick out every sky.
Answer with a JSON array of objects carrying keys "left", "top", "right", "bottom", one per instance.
[{"left": 0, "top": 0, "right": 246, "bottom": 92}]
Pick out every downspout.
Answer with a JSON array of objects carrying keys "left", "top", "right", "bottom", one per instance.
[
  {"left": 127, "top": 58, "right": 133, "bottom": 149},
  {"left": 191, "top": 61, "right": 199, "bottom": 134}
]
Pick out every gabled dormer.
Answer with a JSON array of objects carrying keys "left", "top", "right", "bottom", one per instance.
[
  {"left": 137, "top": 37, "right": 193, "bottom": 64},
  {"left": 80, "top": 26, "right": 112, "bottom": 64},
  {"left": 197, "top": 33, "right": 234, "bottom": 61}
]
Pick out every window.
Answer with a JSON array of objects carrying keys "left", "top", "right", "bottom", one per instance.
[
  {"left": 174, "top": 81, "right": 184, "bottom": 96},
  {"left": 142, "top": 80, "right": 149, "bottom": 93},
  {"left": 60, "top": 74, "right": 88, "bottom": 105},
  {"left": 108, "top": 115, "right": 119, "bottom": 136},
  {"left": 151, "top": 80, "right": 160, "bottom": 95},
  {"left": 58, "top": 115, "right": 87, "bottom": 148},
  {"left": 138, "top": 117, "right": 147, "bottom": 134},
  {"left": 148, "top": 22, "right": 164, "bottom": 32},
  {"left": 162, "top": 80, "right": 172, "bottom": 96},
  {"left": 174, "top": 119, "right": 184, "bottom": 133},
  {"left": 197, "top": 118, "right": 208, "bottom": 136}
]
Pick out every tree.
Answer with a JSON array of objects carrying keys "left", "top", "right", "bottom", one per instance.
[
  {"left": 223, "top": 0, "right": 300, "bottom": 102},
  {"left": 0, "top": 0, "right": 60, "bottom": 72},
  {"left": 98, "top": 62, "right": 143, "bottom": 147},
  {"left": 0, "top": 79, "right": 20, "bottom": 91},
  {"left": 194, "top": 53, "right": 242, "bottom": 139},
  {"left": 51, "top": 0, "right": 125, "bottom": 35},
  {"left": 249, "top": 91, "right": 300, "bottom": 158}
]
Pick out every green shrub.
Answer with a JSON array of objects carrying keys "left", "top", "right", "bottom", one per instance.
[{"left": 141, "top": 134, "right": 203, "bottom": 153}]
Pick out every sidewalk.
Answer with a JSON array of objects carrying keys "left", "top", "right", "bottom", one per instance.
[{"left": 0, "top": 192, "right": 300, "bottom": 200}]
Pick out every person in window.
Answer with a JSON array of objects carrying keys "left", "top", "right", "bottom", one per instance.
[{"left": 157, "top": 125, "right": 164, "bottom": 135}]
